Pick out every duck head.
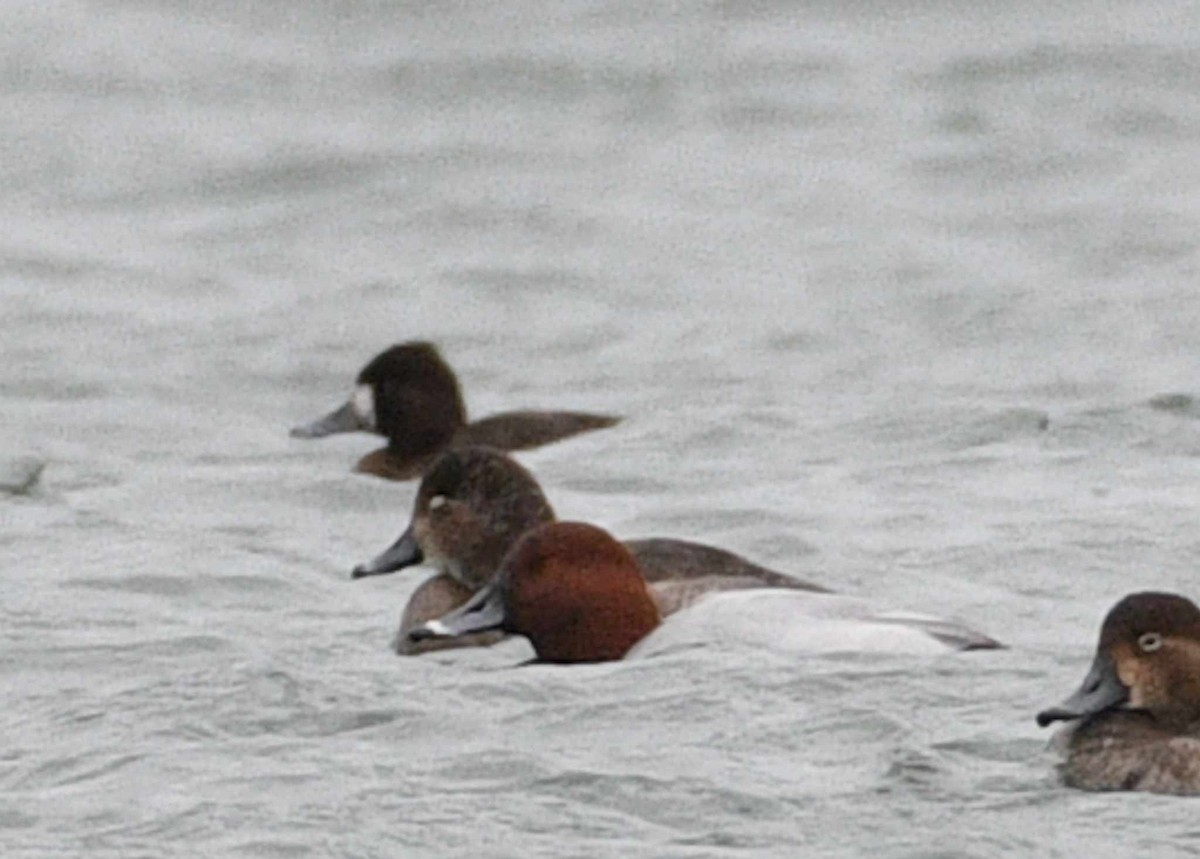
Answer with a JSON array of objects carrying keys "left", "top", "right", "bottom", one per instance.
[
  {"left": 351, "top": 446, "right": 555, "bottom": 589},
  {"left": 1038, "top": 592, "right": 1200, "bottom": 731},
  {"left": 409, "top": 521, "right": 662, "bottom": 663}
]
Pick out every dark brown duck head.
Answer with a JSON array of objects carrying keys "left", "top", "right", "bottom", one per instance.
[
  {"left": 1038, "top": 592, "right": 1200, "bottom": 732},
  {"left": 291, "top": 341, "right": 466, "bottom": 460},
  {"left": 351, "top": 446, "right": 555, "bottom": 590}
]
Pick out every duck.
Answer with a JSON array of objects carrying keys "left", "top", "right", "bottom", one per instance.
[
  {"left": 1037, "top": 591, "right": 1200, "bottom": 794},
  {"left": 351, "top": 445, "right": 827, "bottom": 653},
  {"left": 290, "top": 341, "right": 619, "bottom": 480},
  {"left": 408, "top": 521, "right": 1001, "bottom": 662}
]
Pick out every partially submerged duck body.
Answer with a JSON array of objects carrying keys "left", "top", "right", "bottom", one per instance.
[
  {"left": 292, "top": 342, "right": 618, "bottom": 480},
  {"left": 409, "top": 522, "right": 1001, "bottom": 663}
]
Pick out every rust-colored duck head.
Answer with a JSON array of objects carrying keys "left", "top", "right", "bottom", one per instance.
[{"left": 409, "top": 521, "right": 662, "bottom": 664}]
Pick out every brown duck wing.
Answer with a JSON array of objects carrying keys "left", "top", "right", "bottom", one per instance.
[
  {"left": 459, "top": 410, "right": 619, "bottom": 452},
  {"left": 625, "top": 538, "right": 828, "bottom": 592}
]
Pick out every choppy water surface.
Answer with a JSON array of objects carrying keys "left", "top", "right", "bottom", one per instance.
[{"left": 6, "top": 1, "right": 1200, "bottom": 856}]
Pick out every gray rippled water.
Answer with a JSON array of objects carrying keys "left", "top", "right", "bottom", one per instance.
[{"left": 6, "top": 1, "right": 1200, "bottom": 856}]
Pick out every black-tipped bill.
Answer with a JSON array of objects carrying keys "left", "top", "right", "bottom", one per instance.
[
  {"left": 408, "top": 582, "right": 506, "bottom": 643},
  {"left": 290, "top": 401, "right": 363, "bottom": 439},
  {"left": 1036, "top": 653, "right": 1129, "bottom": 727},
  {"left": 352, "top": 524, "right": 423, "bottom": 579}
]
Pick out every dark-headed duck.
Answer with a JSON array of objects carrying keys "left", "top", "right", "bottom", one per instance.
[
  {"left": 1037, "top": 592, "right": 1200, "bottom": 794},
  {"left": 409, "top": 521, "right": 1001, "bottom": 663},
  {"left": 291, "top": 342, "right": 619, "bottom": 480}
]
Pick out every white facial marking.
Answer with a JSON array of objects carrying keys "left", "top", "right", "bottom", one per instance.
[
  {"left": 429, "top": 494, "right": 447, "bottom": 511},
  {"left": 350, "top": 384, "right": 376, "bottom": 430},
  {"left": 425, "top": 620, "right": 450, "bottom": 636},
  {"left": 1138, "top": 632, "right": 1164, "bottom": 653}
]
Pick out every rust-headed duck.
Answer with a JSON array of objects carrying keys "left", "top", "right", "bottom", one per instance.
[
  {"left": 350, "top": 446, "right": 826, "bottom": 654},
  {"left": 409, "top": 521, "right": 1001, "bottom": 662},
  {"left": 412, "top": 522, "right": 661, "bottom": 662}
]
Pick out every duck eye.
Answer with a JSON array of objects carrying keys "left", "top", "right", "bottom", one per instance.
[
  {"left": 428, "top": 494, "right": 448, "bottom": 512},
  {"left": 1138, "top": 632, "right": 1164, "bottom": 653}
]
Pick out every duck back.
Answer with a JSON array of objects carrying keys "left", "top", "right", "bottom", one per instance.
[{"left": 458, "top": 410, "right": 619, "bottom": 452}]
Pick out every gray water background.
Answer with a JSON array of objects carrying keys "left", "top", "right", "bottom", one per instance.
[{"left": 6, "top": 1, "right": 1200, "bottom": 855}]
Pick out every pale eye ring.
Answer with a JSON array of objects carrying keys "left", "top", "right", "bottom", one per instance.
[
  {"left": 429, "top": 494, "right": 448, "bottom": 511},
  {"left": 1138, "top": 632, "right": 1164, "bottom": 653}
]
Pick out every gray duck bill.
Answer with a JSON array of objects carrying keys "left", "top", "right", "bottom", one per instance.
[
  {"left": 1036, "top": 652, "right": 1129, "bottom": 727},
  {"left": 352, "top": 524, "right": 423, "bottom": 579},
  {"left": 290, "top": 401, "right": 363, "bottom": 439},
  {"left": 409, "top": 582, "right": 506, "bottom": 642}
]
